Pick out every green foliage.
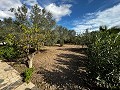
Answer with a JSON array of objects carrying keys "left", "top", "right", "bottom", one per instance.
[
  {"left": 10, "top": 4, "right": 56, "bottom": 54},
  {"left": 99, "top": 25, "right": 107, "bottom": 32},
  {"left": 108, "top": 26, "right": 120, "bottom": 34},
  {"left": 60, "top": 38, "right": 64, "bottom": 47},
  {"left": 19, "top": 24, "right": 45, "bottom": 53},
  {"left": 72, "top": 26, "right": 120, "bottom": 89},
  {"left": 0, "top": 46, "right": 20, "bottom": 60},
  {"left": 44, "top": 30, "right": 59, "bottom": 46},
  {"left": 56, "top": 26, "right": 69, "bottom": 46},
  {"left": 0, "top": 4, "right": 77, "bottom": 69},
  {"left": 0, "top": 4, "right": 57, "bottom": 68},
  {"left": 65, "top": 30, "right": 76, "bottom": 44},
  {"left": 86, "top": 30, "right": 120, "bottom": 88},
  {"left": 0, "top": 47, "right": 4, "bottom": 59},
  {"left": 44, "top": 26, "right": 76, "bottom": 46},
  {"left": 5, "top": 34, "right": 15, "bottom": 45},
  {"left": 23, "top": 68, "right": 34, "bottom": 83}
]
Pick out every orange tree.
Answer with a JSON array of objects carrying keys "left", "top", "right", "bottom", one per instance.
[
  {"left": 86, "top": 28, "right": 120, "bottom": 89},
  {"left": 5, "top": 4, "right": 56, "bottom": 68}
]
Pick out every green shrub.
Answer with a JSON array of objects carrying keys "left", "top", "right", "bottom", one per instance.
[
  {"left": 0, "top": 46, "right": 4, "bottom": 59},
  {"left": 87, "top": 31, "right": 120, "bottom": 88},
  {"left": 0, "top": 46, "right": 20, "bottom": 60},
  {"left": 23, "top": 68, "right": 34, "bottom": 83}
]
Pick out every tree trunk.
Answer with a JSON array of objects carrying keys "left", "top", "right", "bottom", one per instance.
[
  {"left": 82, "top": 45, "right": 83, "bottom": 48},
  {"left": 60, "top": 39, "right": 64, "bottom": 47},
  {"left": 28, "top": 52, "right": 35, "bottom": 68}
]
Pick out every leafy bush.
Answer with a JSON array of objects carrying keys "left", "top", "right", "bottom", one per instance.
[
  {"left": 87, "top": 31, "right": 120, "bottom": 89},
  {"left": 0, "top": 46, "right": 20, "bottom": 60},
  {"left": 23, "top": 68, "right": 34, "bottom": 83}
]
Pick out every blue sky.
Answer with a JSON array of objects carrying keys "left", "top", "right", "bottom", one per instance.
[{"left": 0, "top": 0, "right": 120, "bottom": 33}]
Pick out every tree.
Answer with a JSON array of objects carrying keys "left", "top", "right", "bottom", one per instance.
[
  {"left": 66, "top": 30, "right": 76, "bottom": 44},
  {"left": 0, "top": 18, "right": 18, "bottom": 45},
  {"left": 44, "top": 29, "right": 59, "bottom": 46},
  {"left": 108, "top": 26, "right": 120, "bottom": 34},
  {"left": 99, "top": 25, "right": 107, "bottom": 32},
  {"left": 9, "top": 4, "right": 56, "bottom": 68},
  {"left": 75, "top": 29, "right": 90, "bottom": 47},
  {"left": 19, "top": 24, "right": 45, "bottom": 68},
  {"left": 56, "top": 26, "right": 68, "bottom": 46},
  {"left": 30, "top": 4, "right": 56, "bottom": 46}
]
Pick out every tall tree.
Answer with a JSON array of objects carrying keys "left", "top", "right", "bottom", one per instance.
[
  {"left": 56, "top": 26, "right": 68, "bottom": 46},
  {"left": 66, "top": 30, "right": 76, "bottom": 43},
  {"left": 9, "top": 4, "right": 56, "bottom": 68}
]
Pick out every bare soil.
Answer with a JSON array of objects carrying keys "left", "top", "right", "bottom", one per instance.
[
  {"left": 31, "top": 45, "right": 88, "bottom": 90},
  {"left": 9, "top": 44, "right": 88, "bottom": 90}
]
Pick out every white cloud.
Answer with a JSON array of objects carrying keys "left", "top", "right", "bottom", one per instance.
[
  {"left": 73, "top": 24, "right": 93, "bottom": 34},
  {"left": 23, "top": 0, "right": 38, "bottom": 6},
  {"left": 72, "top": 3, "right": 120, "bottom": 33},
  {"left": 0, "top": 0, "right": 22, "bottom": 19},
  {"left": 23, "top": 0, "right": 43, "bottom": 11},
  {"left": 0, "top": 1, "right": 72, "bottom": 21},
  {"left": 61, "top": 0, "right": 76, "bottom": 4},
  {"left": 0, "top": 11, "right": 13, "bottom": 19},
  {"left": 45, "top": 3, "right": 72, "bottom": 21}
]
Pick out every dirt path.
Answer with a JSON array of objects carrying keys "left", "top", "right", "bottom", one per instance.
[{"left": 31, "top": 45, "right": 88, "bottom": 90}]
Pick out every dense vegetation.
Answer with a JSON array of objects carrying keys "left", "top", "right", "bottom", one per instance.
[
  {"left": 78, "top": 26, "right": 120, "bottom": 89},
  {"left": 0, "top": 4, "right": 119, "bottom": 89},
  {"left": 0, "top": 4, "right": 76, "bottom": 68}
]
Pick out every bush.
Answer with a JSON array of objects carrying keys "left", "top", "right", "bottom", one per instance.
[
  {"left": 0, "top": 45, "right": 20, "bottom": 60},
  {"left": 23, "top": 68, "right": 34, "bottom": 83},
  {"left": 87, "top": 31, "right": 120, "bottom": 89}
]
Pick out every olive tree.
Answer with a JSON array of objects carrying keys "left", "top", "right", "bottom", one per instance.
[{"left": 56, "top": 26, "right": 68, "bottom": 46}]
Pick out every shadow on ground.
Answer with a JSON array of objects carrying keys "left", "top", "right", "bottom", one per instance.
[
  {"left": 57, "top": 47, "right": 88, "bottom": 54},
  {"left": 37, "top": 47, "right": 91, "bottom": 90}
]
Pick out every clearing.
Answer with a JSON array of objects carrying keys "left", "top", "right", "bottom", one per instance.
[{"left": 14, "top": 45, "right": 88, "bottom": 90}]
